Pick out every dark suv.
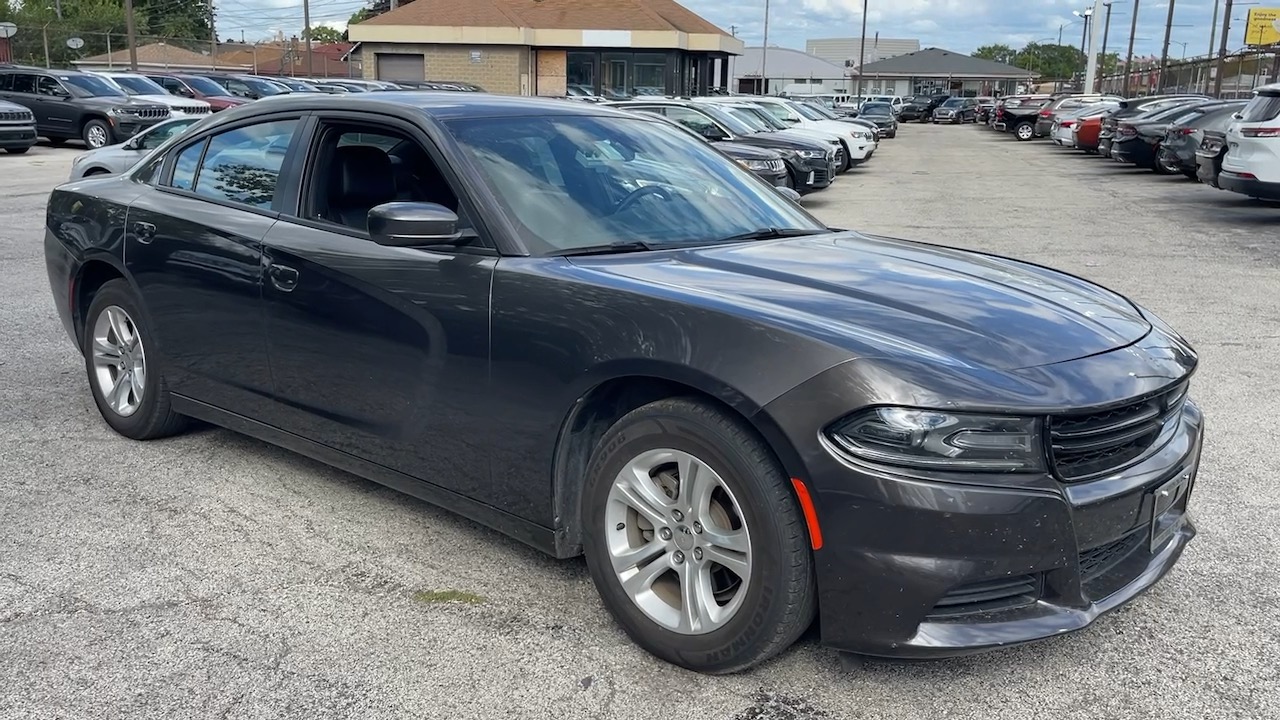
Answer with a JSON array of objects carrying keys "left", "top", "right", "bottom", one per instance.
[
  {"left": 0, "top": 97, "right": 37, "bottom": 154},
  {"left": 0, "top": 68, "right": 169, "bottom": 148}
]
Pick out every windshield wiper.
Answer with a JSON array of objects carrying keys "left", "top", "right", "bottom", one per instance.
[
  {"left": 555, "top": 240, "right": 660, "bottom": 257},
  {"left": 715, "top": 227, "right": 825, "bottom": 244}
]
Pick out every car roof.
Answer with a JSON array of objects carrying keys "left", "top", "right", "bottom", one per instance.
[{"left": 211, "top": 92, "right": 639, "bottom": 121}]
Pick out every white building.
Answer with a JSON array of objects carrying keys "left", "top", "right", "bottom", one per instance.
[
  {"left": 805, "top": 37, "right": 920, "bottom": 70},
  {"left": 731, "top": 46, "right": 851, "bottom": 95}
]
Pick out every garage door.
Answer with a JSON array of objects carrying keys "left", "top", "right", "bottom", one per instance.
[{"left": 376, "top": 53, "right": 425, "bottom": 82}]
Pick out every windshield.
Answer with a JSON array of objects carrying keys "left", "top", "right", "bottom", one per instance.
[
  {"left": 726, "top": 107, "right": 772, "bottom": 133},
  {"left": 111, "top": 75, "right": 167, "bottom": 95},
  {"left": 63, "top": 75, "right": 126, "bottom": 98},
  {"left": 801, "top": 102, "right": 839, "bottom": 120},
  {"left": 243, "top": 77, "right": 287, "bottom": 95},
  {"left": 182, "top": 75, "right": 226, "bottom": 96},
  {"left": 445, "top": 115, "right": 823, "bottom": 255},
  {"left": 861, "top": 103, "right": 892, "bottom": 115},
  {"left": 270, "top": 78, "right": 318, "bottom": 92},
  {"left": 698, "top": 104, "right": 767, "bottom": 135},
  {"left": 737, "top": 105, "right": 790, "bottom": 131},
  {"left": 941, "top": 98, "right": 964, "bottom": 108},
  {"left": 790, "top": 102, "right": 826, "bottom": 121}
]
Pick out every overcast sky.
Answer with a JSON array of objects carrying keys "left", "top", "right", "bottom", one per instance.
[{"left": 216, "top": 0, "right": 1251, "bottom": 61}]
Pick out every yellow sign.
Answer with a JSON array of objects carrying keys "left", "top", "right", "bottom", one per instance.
[{"left": 1245, "top": 7, "right": 1280, "bottom": 46}]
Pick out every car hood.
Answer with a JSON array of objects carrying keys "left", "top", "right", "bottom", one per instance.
[
  {"left": 712, "top": 141, "right": 780, "bottom": 160},
  {"left": 132, "top": 94, "right": 209, "bottom": 109},
  {"left": 732, "top": 133, "right": 827, "bottom": 153},
  {"left": 566, "top": 232, "right": 1152, "bottom": 371}
]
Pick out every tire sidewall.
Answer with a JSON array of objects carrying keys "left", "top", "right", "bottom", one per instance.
[
  {"left": 581, "top": 406, "right": 798, "bottom": 672},
  {"left": 82, "top": 280, "right": 165, "bottom": 437}
]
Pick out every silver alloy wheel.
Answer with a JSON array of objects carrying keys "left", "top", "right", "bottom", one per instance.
[
  {"left": 1016, "top": 123, "right": 1035, "bottom": 140},
  {"left": 90, "top": 305, "right": 147, "bottom": 417},
  {"left": 605, "top": 448, "right": 752, "bottom": 635},
  {"left": 86, "top": 124, "right": 109, "bottom": 149}
]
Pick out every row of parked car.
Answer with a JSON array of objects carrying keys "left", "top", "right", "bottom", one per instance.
[
  {"left": 0, "top": 63, "right": 482, "bottom": 153},
  {"left": 564, "top": 94, "right": 900, "bottom": 197},
  {"left": 984, "top": 85, "right": 1280, "bottom": 202}
]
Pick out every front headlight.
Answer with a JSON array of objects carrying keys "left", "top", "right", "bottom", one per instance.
[
  {"left": 737, "top": 158, "right": 774, "bottom": 172},
  {"left": 796, "top": 149, "right": 826, "bottom": 159},
  {"left": 826, "top": 407, "right": 1045, "bottom": 472}
]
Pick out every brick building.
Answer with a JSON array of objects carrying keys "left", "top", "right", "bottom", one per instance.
[{"left": 346, "top": 0, "right": 743, "bottom": 96}]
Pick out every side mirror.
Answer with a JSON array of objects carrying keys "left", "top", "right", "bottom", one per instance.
[
  {"left": 368, "top": 202, "right": 463, "bottom": 247},
  {"left": 176, "top": 87, "right": 194, "bottom": 97},
  {"left": 774, "top": 186, "right": 802, "bottom": 202}
]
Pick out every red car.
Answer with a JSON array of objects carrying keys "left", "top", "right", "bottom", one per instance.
[
  {"left": 142, "top": 73, "right": 249, "bottom": 112},
  {"left": 1072, "top": 114, "right": 1106, "bottom": 153}
]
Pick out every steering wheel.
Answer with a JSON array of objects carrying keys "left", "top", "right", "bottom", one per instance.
[{"left": 613, "top": 184, "right": 673, "bottom": 214}]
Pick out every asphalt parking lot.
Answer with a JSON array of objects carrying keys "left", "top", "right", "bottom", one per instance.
[{"left": 2, "top": 126, "right": 1278, "bottom": 720}]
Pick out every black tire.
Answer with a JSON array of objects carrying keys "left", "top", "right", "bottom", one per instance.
[
  {"left": 81, "top": 118, "right": 114, "bottom": 150},
  {"left": 6, "top": 146, "right": 31, "bottom": 154},
  {"left": 82, "top": 279, "right": 187, "bottom": 440},
  {"left": 46, "top": 137, "right": 67, "bottom": 147},
  {"left": 581, "top": 397, "right": 816, "bottom": 674},
  {"left": 1014, "top": 122, "right": 1035, "bottom": 141},
  {"left": 837, "top": 142, "right": 851, "bottom": 173}
]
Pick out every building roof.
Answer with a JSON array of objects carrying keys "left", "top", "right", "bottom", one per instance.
[
  {"left": 734, "top": 46, "right": 848, "bottom": 79},
  {"left": 215, "top": 45, "right": 352, "bottom": 77},
  {"left": 858, "top": 47, "right": 1034, "bottom": 78},
  {"left": 359, "top": 0, "right": 730, "bottom": 35},
  {"left": 74, "top": 42, "right": 236, "bottom": 70}
]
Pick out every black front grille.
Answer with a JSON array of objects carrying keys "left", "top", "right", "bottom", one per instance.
[
  {"left": 1049, "top": 383, "right": 1188, "bottom": 482},
  {"left": 812, "top": 167, "right": 830, "bottom": 185},
  {"left": 927, "top": 574, "right": 1041, "bottom": 619}
]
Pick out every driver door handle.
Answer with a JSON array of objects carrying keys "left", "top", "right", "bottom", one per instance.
[{"left": 268, "top": 263, "right": 299, "bottom": 292}]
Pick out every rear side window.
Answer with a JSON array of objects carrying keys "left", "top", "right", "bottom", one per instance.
[
  {"left": 1240, "top": 93, "right": 1280, "bottom": 123},
  {"left": 10, "top": 74, "right": 36, "bottom": 94},
  {"left": 193, "top": 119, "right": 299, "bottom": 209}
]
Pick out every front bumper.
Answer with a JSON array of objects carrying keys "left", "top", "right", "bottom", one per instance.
[
  {"left": 1218, "top": 171, "right": 1280, "bottom": 200},
  {"left": 761, "top": 335, "right": 1202, "bottom": 659},
  {"left": 0, "top": 124, "right": 37, "bottom": 148},
  {"left": 111, "top": 115, "right": 167, "bottom": 140}
]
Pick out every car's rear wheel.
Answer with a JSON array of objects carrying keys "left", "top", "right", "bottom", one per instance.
[
  {"left": 1015, "top": 122, "right": 1035, "bottom": 141},
  {"left": 581, "top": 397, "right": 816, "bottom": 674},
  {"left": 6, "top": 147, "right": 30, "bottom": 154},
  {"left": 83, "top": 280, "right": 187, "bottom": 440},
  {"left": 82, "top": 119, "right": 113, "bottom": 150}
]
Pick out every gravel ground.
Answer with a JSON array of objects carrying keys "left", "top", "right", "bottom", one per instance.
[{"left": 2, "top": 126, "right": 1278, "bottom": 720}]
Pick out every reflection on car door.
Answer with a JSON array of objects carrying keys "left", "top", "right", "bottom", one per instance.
[
  {"left": 125, "top": 115, "right": 305, "bottom": 418},
  {"left": 256, "top": 115, "right": 507, "bottom": 515}
]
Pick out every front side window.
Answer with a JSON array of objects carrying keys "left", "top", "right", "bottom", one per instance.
[
  {"left": 445, "top": 115, "right": 823, "bottom": 255},
  {"left": 170, "top": 141, "right": 204, "bottom": 190},
  {"left": 36, "top": 77, "right": 67, "bottom": 97}
]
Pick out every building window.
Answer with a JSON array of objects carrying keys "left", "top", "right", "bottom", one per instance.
[
  {"left": 567, "top": 52, "right": 595, "bottom": 95},
  {"left": 632, "top": 53, "right": 666, "bottom": 96},
  {"left": 602, "top": 53, "right": 630, "bottom": 99}
]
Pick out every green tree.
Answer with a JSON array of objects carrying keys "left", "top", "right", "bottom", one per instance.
[
  {"left": 1013, "top": 42, "right": 1085, "bottom": 80},
  {"left": 135, "top": 0, "right": 212, "bottom": 44},
  {"left": 973, "top": 43, "right": 1017, "bottom": 65},
  {"left": 0, "top": 0, "right": 144, "bottom": 67},
  {"left": 303, "top": 25, "right": 346, "bottom": 44}
]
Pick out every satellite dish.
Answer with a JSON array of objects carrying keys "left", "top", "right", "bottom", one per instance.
[
  {"left": 0, "top": 22, "right": 17, "bottom": 39},
  {"left": 67, "top": 37, "right": 85, "bottom": 50}
]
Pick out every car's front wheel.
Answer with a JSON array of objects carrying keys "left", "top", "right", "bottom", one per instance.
[
  {"left": 82, "top": 119, "right": 113, "bottom": 150},
  {"left": 581, "top": 398, "right": 816, "bottom": 674},
  {"left": 83, "top": 280, "right": 187, "bottom": 440}
]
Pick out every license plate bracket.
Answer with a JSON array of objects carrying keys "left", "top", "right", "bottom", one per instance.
[{"left": 1149, "top": 465, "right": 1194, "bottom": 552}]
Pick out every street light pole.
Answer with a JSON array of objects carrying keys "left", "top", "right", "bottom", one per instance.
[
  {"left": 760, "top": 0, "right": 770, "bottom": 94},
  {"left": 1099, "top": 1, "right": 1114, "bottom": 92},
  {"left": 856, "top": 0, "right": 869, "bottom": 99},
  {"left": 1157, "top": 0, "right": 1176, "bottom": 92},
  {"left": 1123, "top": 0, "right": 1141, "bottom": 96},
  {"left": 1212, "top": 0, "right": 1233, "bottom": 97}
]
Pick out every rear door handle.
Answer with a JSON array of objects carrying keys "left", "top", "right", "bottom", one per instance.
[
  {"left": 131, "top": 221, "right": 156, "bottom": 243},
  {"left": 268, "top": 263, "right": 298, "bottom": 292}
]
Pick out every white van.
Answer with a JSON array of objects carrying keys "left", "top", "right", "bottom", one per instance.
[{"left": 1219, "top": 83, "right": 1280, "bottom": 201}]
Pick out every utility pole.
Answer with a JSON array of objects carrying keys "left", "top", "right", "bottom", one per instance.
[
  {"left": 303, "top": 0, "right": 314, "bottom": 76},
  {"left": 1099, "top": 1, "right": 1114, "bottom": 92},
  {"left": 42, "top": 24, "right": 50, "bottom": 68},
  {"left": 209, "top": 2, "right": 219, "bottom": 70},
  {"left": 855, "top": 0, "right": 868, "bottom": 98},
  {"left": 124, "top": 0, "right": 138, "bottom": 71},
  {"left": 53, "top": 0, "right": 62, "bottom": 20},
  {"left": 1157, "top": 0, "right": 1176, "bottom": 92},
  {"left": 1213, "top": 0, "right": 1234, "bottom": 96},
  {"left": 1079, "top": 14, "right": 1090, "bottom": 84},
  {"left": 760, "top": 0, "right": 770, "bottom": 94},
  {"left": 1123, "top": 0, "right": 1140, "bottom": 96}
]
